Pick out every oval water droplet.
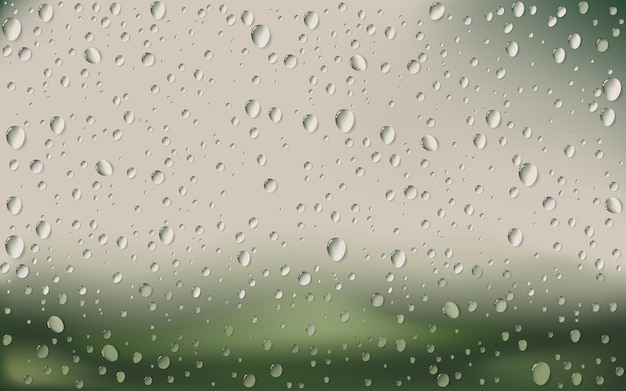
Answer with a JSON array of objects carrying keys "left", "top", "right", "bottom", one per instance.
[
  {"left": 304, "top": 11, "right": 319, "bottom": 29},
  {"left": 578, "top": 1, "right": 589, "bottom": 14},
  {"left": 335, "top": 109, "right": 355, "bottom": 132},
  {"left": 96, "top": 160, "right": 113, "bottom": 176},
  {"left": 5, "top": 235, "right": 25, "bottom": 259},
  {"left": 241, "top": 10, "right": 254, "bottom": 26},
  {"left": 443, "top": 301, "right": 460, "bottom": 319},
  {"left": 6, "top": 126, "right": 26, "bottom": 149},
  {"left": 349, "top": 54, "right": 367, "bottom": 71},
  {"left": 47, "top": 315, "right": 64, "bottom": 333},
  {"left": 102, "top": 344, "right": 119, "bottom": 362},
  {"left": 84, "top": 47, "right": 102, "bottom": 64},
  {"left": 532, "top": 362, "right": 551, "bottom": 386},
  {"left": 429, "top": 3, "right": 445, "bottom": 21},
  {"left": 600, "top": 108, "right": 616, "bottom": 126},
  {"left": 421, "top": 134, "right": 439, "bottom": 151},
  {"left": 568, "top": 33, "right": 582, "bottom": 49},
  {"left": 6, "top": 196, "right": 22, "bottom": 215},
  {"left": 237, "top": 251, "right": 251, "bottom": 267},
  {"left": 564, "top": 144, "right": 575, "bottom": 158},
  {"left": 150, "top": 1, "right": 166, "bottom": 20},
  {"left": 570, "top": 329, "right": 581, "bottom": 343},
  {"left": 494, "top": 298, "right": 508, "bottom": 313},
  {"left": 36, "top": 344, "right": 50, "bottom": 358},
  {"left": 38, "top": 4, "right": 54, "bottom": 22},
  {"left": 371, "top": 293, "right": 385, "bottom": 307},
  {"left": 303, "top": 114, "right": 318, "bottom": 132},
  {"left": 553, "top": 47, "right": 566, "bottom": 63},
  {"left": 512, "top": 2, "right": 525, "bottom": 17},
  {"left": 596, "top": 38, "right": 609, "bottom": 53},
  {"left": 36, "top": 221, "right": 52, "bottom": 239},
  {"left": 380, "top": 126, "right": 395, "bottom": 145},
  {"left": 298, "top": 271, "right": 312, "bottom": 286},
  {"left": 505, "top": 41, "right": 519, "bottom": 57},
  {"left": 245, "top": 99, "right": 261, "bottom": 118},
  {"left": 519, "top": 163, "right": 538, "bottom": 186},
  {"left": 2, "top": 18, "right": 22, "bottom": 41},
  {"left": 251, "top": 25, "right": 271, "bottom": 48},
  {"left": 159, "top": 226, "right": 174, "bottom": 244},
  {"left": 603, "top": 77, "right": 621, "bottom": 101},
  {"left": 473, "top": 133, "right": 487, "bottom": 149},
  {"left": 50, "top": 116, "right": 66, "bottom": 135},
  {"left": 486, "top": 110, "right": 501, "bottom": 128},
  {"left": 605, "top": 197, "right": 622, "bottom": 213},
  {"left": 327, "top": 238, "right": 347, "bottom": 261},
  {"left": 16, "top": 264, "right": 29, "bottom": 278},
  {"left": 507, "top": 228, "right": 523, "bottom": 247},
  {"left": 264, "top": 178, "right": 278, "bottom": 193},
  {"left": 139, "top": 283, "right": 153, "bottom": 298},
  {"left": 390, "top": 249, "right": 406, "bottom": 268}
]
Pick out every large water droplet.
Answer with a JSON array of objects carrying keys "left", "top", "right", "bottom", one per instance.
[
  {"left": 349, "top": 54, "right": 367, "bottom": 71},
  {"left": 518, "top": 163, "right": 538, "bottom": 186},
  {"left": 96, "top": 160, "right": 113, "bottom": 176},
  {"left": 6, "top": 196, "right": 22, "bottom": 215},
  {"left": 570, "top": 329, "right": 581, "bottom": 343},
  {"left": 303, "top": 114, "right": 318, "bottom": 132},
  {"left": 16, "top": 264, "right": 29, "bottom": 278},
  {"left": 568, "top": 33, "right": 582, "bottom": 49},
  {"left": 531, "top": 362, "right": 551, "bottom": 385},
  {"left": 443, "top": 301, "right": 460, "bottom": 319},
  {"left": 421, "top": 134, "right": 439, "bottom": 151},
  {"left": 596, "top": 38, "right": 609, "bottom": 53},
  {"left": 578, "top": 1, "right": 589, "bottom": 14},
  {"left": 404, "top": 185, "right": 418, "bottom": 199},
  {"left": 473, "top": 133, "right": 487, "bottom": 149},
  {"left": 241, "top": 10, "right": 254, "bottom": 26},
  {"left": 151, "top": 170, "right": 165, "bottom": 184},
  {"left": 251, "top": 25, "right": 271, "bottom": 49},
  {"left": 50, "top": 116, "right": 66, "bottom": 135},
  {"left": 159, "top": 226, "right": 175, "bottom": 244},
  {"left": 327, "top": 238, "right": 347, "bottom": 261},
  {"left": 391, "top": 249, "right": 406, "bottom": 268},
  {"left": 237, "top": 251, "right": 251, "bottom": 267},
  {"left": 600, "top": 108, "right": 616, "bottom": 126},
  {"left": 380, "top": 126, "right": 395, "bottom": 145},
  {"left": 264, "top": 178, "right": 278, "bottom": 193},
  {"left": 150, "top": 1, "right": 166, "bottom": 20},
  {"left": 304, "top": 11, "right": 319, "bottom": 29},
  {"left": 335, "top": 109, "right": 355, "bottom": 132},
  {"left": 486, "top": 110, "right": 501, "bottom": 128},
  {"left": 5, "top": 235, "right": 25, "bottom": 259},
  {"left": 505, "top": 41, "right": 519, "bottom": 57},
  {"left": 371, "top": 293, "right": 385, "bottom": 307},
  {"left": 38, "top": 4, "right": 54, "bottom": 22},
  {"left": 564, "top": 144, "right": 575, "bottom": 158},
  {"left": 245, "top": 99, "right": 261, "bottom": 118},
  {"left": 542, "top": 197, "right": 556, "bottom": 211},
  {"left": 436, "top": 373, "right": 450, "bottom": 387},
  {"left": 269, "top": 363, "right": 283, "bottom": 377},
  {"left": 141, "top": 52, "right": 155, "bottom": 66},
  {"left": 603, "top": 77, "right": 622, "bottom": 101},
  {"left": 84, "top": 47, "right": 102, "bottom": 64},
  {"left": 407, "top": 60, "right": 421, "bottom": 74},
  {"left": 157, "top": 355, "right": 170, "bottom": 369},
  {"left": 2, "top": 18, "right": 22, "bottom": 41},
  {"left": 102, "top": 344, "right": 119, "bottom": 362},
  {"left": 605, "top": 197, "right": 622, "bottom": 213},
  {"left": 6, "top": 126, "right": 26, "bottom": 149},
  {"left": 243, "top": 373, "right": 256, "bottom": 388},
  {"left": 298, "top": 271, "right": 312, "bottom": 286},
  {"left": 552, "top": 47, "right": 566, "bottom": 63},
  {"left": 429, "top": 3, "right": 445, "bottom": 21},
  {"left": 512, "top": 2, "right": 525, "bottom": 17},
  {"left": 139, "top": 283, "right": 153, "bottom": 298},
  {"left": 507, "top": 228, "right": 524, "bottom": 247},
  {"left": 494, "top": 298, "right": 508, "bottom": 313},
  {"left": 47, "top": 315, "right": 65, "bottom": 333},
  {"left": 36, "top": 344, "right": 50, "bottom": 358},
  {"left": 36, "top": 221, "right": 52, "bottom": 239}
]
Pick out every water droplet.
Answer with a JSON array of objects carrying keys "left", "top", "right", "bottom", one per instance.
[
  {"left": 251, "top": 25, "right": 271, "bottom": 49},
  {"left": 505, "top": 41, "right": 519, "bottom": 57},
  {"left": 237, "top": 251, "right": 251, "bottom": 267},
  {"left": 264, "top": 178, "right": 278, "bottom": 193},
  {"left": 578, "top": 1, "right": 589, "bottom": 14},
  {"left": 335, "top": 109, "right": 355, "bottom": 132},
  {"left": 508, "top": 228, "right": 524, "bottom": 247},
  {"left": 564, "top": 144, "right": 575, "bottom": 158},
  {"left": 16, "top": 264, "right": 29, "bottom": 278},
  {"left": 605, "top": 197, "right": 622, "bottom": 213},
  {"left": 553, "top": 47, "right": 566, "bottom": 63},
  {"left": 429, "top": 3, "right": 445, "bottom": 21},
  {"left": 486, "top": 110, "right": 501, "bottom": 128},
  {"left": 512, "top": 2, "right": 525, "bottom": 17},
  {"left": 407, "top": 60, "right": 421, "bottom": 74},
  {"left": 384, "top": 26, "right": 396, "bottom": 39},
  {"left": 298, "top": 271, "right": 312, "bottom": 286},
  {"left": 36, "top": 344, "right": 50, "bottom": 358},
  {"left": 241, "top": 10, "right": 254, "bottom": 26},
  {"left": 245, "top": 99, "right": 261, "bottom": 118},
  {"left": 327, "top": 238, "right": 347, "bottom": 261},
  {"left": 568, "top": 33, "right": 582, "bottom": 49},
  {"left": 96, "top": 160, "right": 113, "bottom": 176},
  {"left": 349, "top": 54, "right": 367, "bottom": 71},
  {"left": 371, "top": 293, "right": 385, "bottom": 307},
  {"left": 50, "top": 116, "right": 66, "bottom": 135},
  {"left": 102, "top": 344, "right": 119, "bottom": 362},
  {"left": 473, "top": 133, "right": 487, "bottom": 149},
  {"left": 494, "top": 298, "right": 508, "bottom": 313},
  {"left": 243, "top": 373, "right": 256, "bottom": 388},
  {"left": 339, "top": 311, "right": 350, "bottom": 323},
  {"left": 269, "top": 363, "right": 283, "bottom": 377},
  {"left": 5, "top": 235, "right": 25, "bottom": 259},
  {"left": 443, "top": 301, "right": 460, "bottom": 319},
  {"left": 2, "top": 18, "right": 22, "bottom": 41},
  {"left": 157, "top": 355, "right": 170, "bottom": 369},
  {"left": 519, "top": 163, "right": 538, "bottom": 186},
  {"left": 532, "top": 362, "right": 551, "bottom": 386},
  {"left": 596, "top": 38, "right": 609, "bottom": 53},
  {"left": 600, "top": 108, "right": 616, "bottom": 126},
  {"left": 436, "top": 373, "right": 450, "bottom": 387},
  {"left": 391, "top": 249, "right": 406, "bottom": 268},
  {"left": 139, "top": 283, "right": 153, "bottom": 298},
  {"left": 141, "top": 52, "right": 155, "bottom": 66},
  {"left": 47, "top": 315, "right": 65, "bottom": 333},
  {"left": 421, "top": 135, "right": 439, "bottom": 151},
  {"left": 6, "top": 126, "right": 26, "bottom": 149},
  {"left": 570, "top": 329, "right": 581, "bottom": 343},
  {"left": 404, "top": 185, "right": 418, "bottom": 199},
  {"left": 303, "top": 114, "right": 318, "bottom": 132},
  {"left": 150, "top": 1, "right": 166, "bottom": 20},
  {"left": 304, "top": 11, "right": 319, "bottom": 29},
  {"left": 159, "top": 226, "right": 175, "bottom": 244},
  {"left": 603, "top": 78, "right": 621, "bottom": 101},
  {"left": 305, "top": 324, "right": 316, "bottom": 336},
  {"left": 151, "top": 170, "right": 165, "bottom": 184},
  {"left": 36, "top": 221, "right": 52, "bottom": 239},
  {"left": 38, "top": 4, "right": 54, "bottom": 22},
  {"left": 84, "top": 47, "right": 102, "bottom": 64},
  {"left": 542, "top": 197, "right": 556, "bottom": 211},
  {"left": 6, "top": 196, "right": 22, "bottom": 215},
  {"left": 380, "top": 126, "right": 395, "bottom": 145}
]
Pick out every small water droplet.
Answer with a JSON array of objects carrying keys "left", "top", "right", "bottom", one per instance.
[
  {"left": 371, "top": 293, "right": 385, "bottom": 307},
  {"left": 443, "top": 301, "right": 460, "bottom": 319},
  {"left": 603, "top": 77, "right": 621, "bottom": 101},
  {"left": 251, "top": 25, "right": 271, "bottom": 49},
  {"left": 391, "top": 249, "right": 406, "bottom": 268},
  {"left": 429, "top": 3, "right": 445, "bottom": 21},
  {"left": 47, "top": 315, "right": 65, "bottom": 333},
  {"left": 2, "top": 18, "right": 22, "bottom": 41},
  {"left": 264, "top": 178, "right": 278, "bottom": 193},
  {"left": 159, "top": 226, "right": 175, "bottom": 244},
  {"left": 6, "top": 126, "right": 26, "bottom": 149},
  {"left": 380, "top": 126, "right": 395, "bottom": 145},
  {"left": 50, "top": 116, "right": 66, "bottom": 135},
  {"left": 245, "top": 99, "right": 261, "bottom": 118},
  {"left": 102, "top": 344, "right": 119, "bottom": 362},
  {"left": 507, "top": 228, "right": 524, "bottom": 247},
  {"left": 605, "top": 197, "right": 622, "bottom": 213},
  {"left": 531, "top": 362, "right": 551, "bottom": 386},
  {"left": 303, "top": 114, "right": 318, "bottom": 132},
  {"left": 150, "top": 1, "right": 166, "bottom": 20},
  {"left": 349, "top": 54, "right": 367, "bottom": 71},
  {"left": 519, "top": 163, "right": 538, "bottom": 186},
  {"left": 5, "top": 235, "right": 25, "bottom": 259},
  {"left": 38, "top": 4, "right": 54, "bottom": 22},
  {"left": 237, "top": 251, "right": 251, "bottom": 267},
  {"left": 304, "top": 11, "right": 319, "bottom": 29},
  {"left": 327, "top": 238, "right": 347, "bottom": 261},
  {"left": 600, "top": 108, "right": 616, "bottom": 126},
  {"left": 96, "top": 160, "right": 113, "bottom": 176},
  {"left": 505, "top": 41, "right": 519, "bottom": 57},
  {"left": 335, "top": 109, "right": 355, "bottom": 132},
  {"left": 486, "top": 110, "right": 501, "bottom": 128},
  {"left": 84, "top": 47, "right": 102, "bottom": 64},
  {"left": 421, "top": 134, "right": 439, "bottom": 151}
]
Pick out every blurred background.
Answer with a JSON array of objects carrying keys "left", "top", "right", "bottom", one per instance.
[{"left": 1, "top": 1, "right": 625, "bottom": 389}]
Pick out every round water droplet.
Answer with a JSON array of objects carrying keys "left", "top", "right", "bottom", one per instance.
[
  {"left": 36, "top": 344, "right": 50, "bottom": 358},
  {"left": 542, "top": 197, "right": 556, "bottom": 211},
  {"left": 596, "top": 38, "right": 609, "bottom": 53},
  {"left": 264, "top": 178, "right": 278, "bottom": 193},
  {"left": 443, "top": 301, "right": 460, "bottom": 319},
  {"left": 578, "top": 1, "right": 589, "bottom": 14},
  {"left": 512, "top": 2, "right": 525, "bottom": 17},
  {"left": 371, "top": 293, "right": 385, "bottom": 307},
  {"left": 151, "top": 170, "right": 165, "bottom": 184},
  {"left": 429, "top": 3, "right": 445, "bottom": 21},
  {"left": 600, "top": 108, "right": 616, "bottom": 126},
  {"left": 298, "top": 271, "right": 312, "bottom": 286},
  {"left": 553, "top": 47, "right": 566, "bottom": 63},
  {"left": 391, "top": 250, "right": 406, "bottom": 268},
  {"left": 243, "top": 373, "right": 256, "bottom": 388},
  {"left": 519, "top": 163, "right": 538, "bottom": 186},
  {"left": 303, "top": 114, "right": 318, "bottom": 132},
  {"left": 5, "top": 235, "right": 25, "bottom": 259},
  {"left": 38, "top": 4, "right": 54, "bottom": 22},
  {"left": 404, "top": 185, "right": 418, "bottom": 200},
  {"left": 96, "top": 160, "right": 113, "bottom": 176},
  {"left": 251, "top": 25, "right": 271, "bottom": 49},
  {"left": 327, "top": 238, "right": 347, "bottom": 261},
  {"left": 157, "top": 355, "right": 170, "bottom": 369},
  {"left": 139, "top": 283, "right": 153, "bottom": 298},
  {"left": 6, "top": 196, "right": 22, "bottom": 215},
  {"left": 245, "top": 99, "right": 261, "bottom": 118},
  {"left": 339, "top": 311, "right": 350, "bottom": 323},
  {"left": 568, "top": 33, "right": 582, "bottom": 49},
  {"left": 421, "top": 135, "right": 439, "bottom": 151},
  {"left": 50, "top": 116, "right": 66, "bottom": 135},
  {"left": 141, "top": 52, "right": 155, "bottom": 66},
  {"left": 494, "top": 298, "right": 508, "bottom": 313},
  {"left": 237, "top": 251, "right": 251, "bottom": 267},
  {"left": 532, "top": 362, "right": 551, "bottom": 386},
  {"left": 380, "top": 126, "right": 395, "bottom": 145},
  {"left": 36, "top": 221, "right": 51, "bottom": 239},
  {"left": 603, "top": 78, "right": 621, "bottom": 101},
  {"left": 2, "top": 18, "right": 22, "bottom": 41},
  {"left": 605, "top": 197, "right": 622, "bottom": 214},
  {"left": 150, "top": 1, "right": 166, "bottom": 20},
  {"left": 486, "top": 110, "right": 501, "bottom": 128},
  {"left": 84, "top": 47, "right": 102, "bottom": 64},
  {"left": 335, "top": 109, "right": 355, "bottom": 132},
  {"left": 241, "top": 10, "right": 254, "bottom": 26},
  {"left": 507, "top": 228, "right": 524, "bottom": 247},
  {"left": 473, "top": 133, "right": 487, "bottom": 149},
  {"left": 47, "top": 315, "right": 64, "bottom": 333},
  {"left": 304, "top": 11, "right": 319, "bottom": 29},
  {"left": 159, "top": 226, "right": 174, "bottom": 244},
  {"left": 305, "top": 324, "right": 316, "bottom": 336},
  {"left": 16, "top": 264, "right": 29, "bottom": 278},
  {"left": 269, "top": 363, "right": 283, "bottom": 377},
  {"left": 102, "top": 344, "right": 119, "bottom": 362},
  {"left": 349, "top": 54, "right": 367, "bottom": 71},
  {"left": 505, "top": 41, "right": 519, "bottom": 57},
  {"left": 284, "top": 54, "right": 298, "bottom": 68},
  {"left": 570, "top": 329, "right": 581, "bottom": 343},
  {"left": 436, "top": 373, "right": 450, "bottom": 387},
  {"left": 407, "top": 60, "right": 421, "bottom": 74},
  {"left": 6, "top": 126, "right": 26, "bottom": 149}
]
